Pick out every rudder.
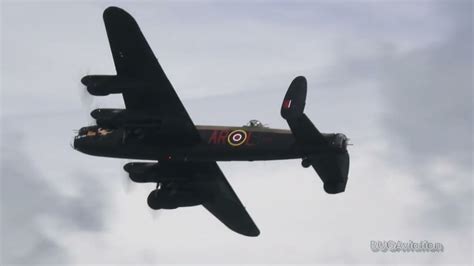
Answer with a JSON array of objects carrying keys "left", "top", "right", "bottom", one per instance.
[{"left": 281, "top": 76, "right": 307, "bottom": 120}]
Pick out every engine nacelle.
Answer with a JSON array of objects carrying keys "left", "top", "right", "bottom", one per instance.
[
  {"left": 147, "top": 188, "right": 202, "bottom": 210},
  {"left": 81, "top": 75, "right": 148, "bottom": 96},
  {"left": 91, "top": 108, "right": 162, "bottom": 128},
  {"left": 123, "top": 162, "right": 190, "bottom": 183},
  {"left": 124, "top": 162, "right": 158, "bottom": 183}
]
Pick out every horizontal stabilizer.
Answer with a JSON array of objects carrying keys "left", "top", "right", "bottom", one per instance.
[{"left": 311, "top": 152, "right": 349, "bottom": 194}]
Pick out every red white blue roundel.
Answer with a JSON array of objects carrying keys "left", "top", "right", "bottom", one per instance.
[{"left": 227, "top": 130, "right": 248, "bottom": 147}]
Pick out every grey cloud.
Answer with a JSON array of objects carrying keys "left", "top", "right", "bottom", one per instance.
[
  {"left": 378, "top": 1, "right": 472, "bottom": 231},
  {"left": 323, "top": 2, "right": 473, "bottom": 236},
  {"left": 266, "top": 0, "right": 474, "bottom": 257},
  {"left": 1, "top": 126, "right": 108, "bottom": 264},
  {"left": 381, "top": 26, "right": 472, "bottom": 165}
]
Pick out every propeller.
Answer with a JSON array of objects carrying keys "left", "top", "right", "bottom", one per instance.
[
  {"left": 346, "top": 138, "right": 354, "bottom": 146},
  {"left": 76, "top": 69, "right": 98, "bottom": 126},
  {"left": 119, "top": 161, "right": 163, "bottom": 220},
  {"left": 69, "top": 136, "right": 75, "bottom": 150},
  {"left": 120, "top": 160, "right": 135, "bottom": 194},
  {"left": 148, "top": 206, "right": 162, "bottom": 220},
  {"left": 147, "top": 184, "right": 164, "bottom": 220},
  {"left": 76, "top": 69, "right": 94, "bottom": 107}
]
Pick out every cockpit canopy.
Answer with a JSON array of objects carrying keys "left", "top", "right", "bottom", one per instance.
[{"left": 244, "top": 119, "right": 266, "bottom": 128}]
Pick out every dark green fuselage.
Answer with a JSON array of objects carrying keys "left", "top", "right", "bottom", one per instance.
[{"left": 74, "top": 125, "right": 337, "bottom": 162}]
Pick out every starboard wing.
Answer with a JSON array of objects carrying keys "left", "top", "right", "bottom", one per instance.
[
  {"left": 198, "top": 162, "right": 260, "bottom": 237},
  {"left": 154, "top": 161, "right": 260, "bottom": 236}
]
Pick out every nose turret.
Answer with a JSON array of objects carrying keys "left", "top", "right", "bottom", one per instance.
[{"left": 73, "top": 125, "right": 111, "bottom": 155}]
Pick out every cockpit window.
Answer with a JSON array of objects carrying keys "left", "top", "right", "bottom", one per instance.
[
  {"left": 244, "top": 119, "right": 266, "bottom": 128},
  {"left": 98, "top": 128, "right": 112, "bottom": 136},
  {"left": 77, "top": 126, "right": 113, "bottom": 138}
]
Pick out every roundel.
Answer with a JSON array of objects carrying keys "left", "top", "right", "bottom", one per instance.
[{"left": 227, "top": 130, "right": 248, "bottom": 147}]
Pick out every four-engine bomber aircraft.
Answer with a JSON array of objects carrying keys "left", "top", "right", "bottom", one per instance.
[{"left": 74, "top": 6, "right": 350, "bottom": 237}]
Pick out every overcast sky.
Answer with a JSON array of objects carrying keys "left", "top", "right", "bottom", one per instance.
[{"left": 1, "top": 0, "right": 472, "bottom": 264}]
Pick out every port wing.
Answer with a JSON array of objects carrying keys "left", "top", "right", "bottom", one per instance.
[{"left": 102, "top": 7, "right": 200, "bottom": 142}]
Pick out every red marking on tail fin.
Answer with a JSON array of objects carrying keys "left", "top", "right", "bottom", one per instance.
[{"left": 283, "top": 99, "right": 292, "bottom": 109}]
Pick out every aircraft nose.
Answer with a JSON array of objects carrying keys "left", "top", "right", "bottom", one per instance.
[
  {"left": 73, "top": 136, "right": 80, "bottom": 150},
  {"left": 73, "top": 135, "right": 86, "bottom": 152}
]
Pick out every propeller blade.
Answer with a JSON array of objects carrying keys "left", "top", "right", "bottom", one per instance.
[
  {"left": 77, "top": 69, "right": 95, "bottom": 108},
  {"left": 148, "top": 208, "right": 162, "bottom": 220}
]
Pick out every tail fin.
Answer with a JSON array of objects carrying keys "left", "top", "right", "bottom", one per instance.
[
  {"left": 281, "top": 76, "right": 307, "bottom": 120},
  {"left": 281, "top": 76, "right": 349, "bottom": 194},
  {"left": 281, "top": 76, "right": 326, "bottom": 145}
]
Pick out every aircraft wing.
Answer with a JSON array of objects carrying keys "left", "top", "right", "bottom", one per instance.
[
  {"left": 155, "top": 161, "right": 259, "bottom": 236},
  {"left": 198, "top": 162, "right": 260, "bottom": 237},
  {"left": 102, "top": 7, "right": 200, "bottom": 142}
]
